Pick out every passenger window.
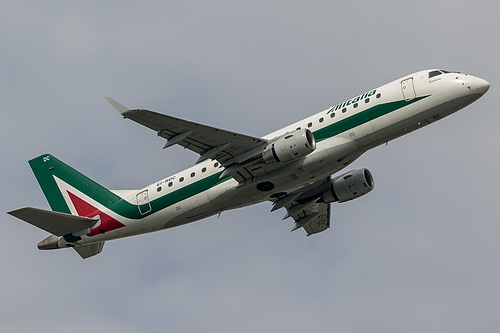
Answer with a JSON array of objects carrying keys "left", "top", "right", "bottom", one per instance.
[
  {"left": 342, "top": 108, "right": 347, "bottom": 113},
  {"left": 191, "top": 172, "right": 195, "bottom": 177},
  {"left": 168, "top": 182, "right": 173, "bottom": 187},
  {"left": 308, "top": 122, "right": 312, "bottom": 127},
  {"left": 214, "top": 162, "right": 219, "bottom": 168},
  {"left": 330, "top": 112, "right": 335, "bottom": 118},
  {"left": 365, "top": 98, "right": 370, "bottom": 103},
  {"left": 353, "top": 103, "right": 358, "bottom": 108},
  {"left": 179, "top": 177, "right": 184, "bottom": 182},
  {"left": 376, "top": 93, "right": 381, "bottom": 99},
  {"left": 157, "top": 187, "right": 162, "bottom": 192},
  {"left": 202, "top": 167, "right": 207, "bottom": 173},
  {"left": 319, "top": 117, "right": 324, "bottom": 123}
]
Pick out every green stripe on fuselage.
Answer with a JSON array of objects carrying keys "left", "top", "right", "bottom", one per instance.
[
  {"left": 148, "top": 173, "right": 230, "bottom": 216},
  {"left": 110, "top": 172, "right": 231, "bottom": 219},
  {"left": 79, "top": 172, "right": 231, "bottom": 220},
  {"left": 313, "top": 96, "right": 429, "bottom": 142}
]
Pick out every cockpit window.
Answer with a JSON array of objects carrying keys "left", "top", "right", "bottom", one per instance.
[{"left": 429, "top": 70, "right": 442, "bottom": 78}]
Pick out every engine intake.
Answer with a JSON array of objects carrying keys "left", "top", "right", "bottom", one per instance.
[
  {"left": 262, "top": 129, "right": 316, "bottom": 164},
  {"left": 322, "top": 169, "right": 374, "bottom": 203}
]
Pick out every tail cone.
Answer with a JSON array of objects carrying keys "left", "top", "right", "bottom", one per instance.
[{"left": 37, "top": 235, "right": 60, "bottom": 250}]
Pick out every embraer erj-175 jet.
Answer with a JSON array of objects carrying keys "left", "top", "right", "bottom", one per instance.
[{"left": 8, "top": 69, "right": 489, "bottom": 258}]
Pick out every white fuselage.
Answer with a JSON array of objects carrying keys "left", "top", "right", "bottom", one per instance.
[{"left": 60, "top": 70, "right": 489, "bottom": 246}]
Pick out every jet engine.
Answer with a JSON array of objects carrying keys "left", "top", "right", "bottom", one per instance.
[
  {"left": 262, "top": 129, "right": 316, "bottom": 164},
  {"left": 321, "top": 169, "right": 374, "bottom": 203}
]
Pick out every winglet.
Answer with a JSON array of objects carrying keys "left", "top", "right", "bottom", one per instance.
[{"left": 105, "top": 96, "right": 130, "bottom": 115}]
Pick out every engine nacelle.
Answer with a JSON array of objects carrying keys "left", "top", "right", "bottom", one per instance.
[
  {"left": 321, "top": 169, "right": 374, "bottom": 203},
  {"left": 262, "top": 129, "right": 316, "bottom": 164}
]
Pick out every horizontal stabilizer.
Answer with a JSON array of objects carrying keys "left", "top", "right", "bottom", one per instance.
[
  {"left": 8, "top": 207, "right": 98, "bottom": 236},
  {"left": 74, "top": 242, "right": 105, "bottom": 259}
]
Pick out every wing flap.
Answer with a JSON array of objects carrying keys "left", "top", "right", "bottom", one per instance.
[
  {"left": 272, "top": 179, "right": 332, "bottom": 235},
  {"left": 284, "top": 201, "right": 330, "bottom": 235},
  {"left": 302, "top": 203, "right": 330, "bottom": 235},
  {"left": 8, "top": 207, "right": 98, "bottom": 236}
]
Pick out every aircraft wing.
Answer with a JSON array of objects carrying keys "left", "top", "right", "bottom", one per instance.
[{"left": 106, "top": 97, "right": 267, "bottom": 165}]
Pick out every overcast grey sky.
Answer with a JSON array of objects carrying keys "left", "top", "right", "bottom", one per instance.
[{"left": 2, "top": 1, "right": 499, "bottom": 332}]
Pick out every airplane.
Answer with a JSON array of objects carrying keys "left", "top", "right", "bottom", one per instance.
[{"left": 8, "top": 69, "right": 489, "bottom": 259}]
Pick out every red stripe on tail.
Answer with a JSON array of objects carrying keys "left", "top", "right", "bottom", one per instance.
[{"left": 68, "top": 191, "right": 125, "bottom": 236}]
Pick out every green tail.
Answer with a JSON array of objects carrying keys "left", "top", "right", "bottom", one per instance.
[{"left": 29, "top": 154, "right": 122, "bottom": 214}]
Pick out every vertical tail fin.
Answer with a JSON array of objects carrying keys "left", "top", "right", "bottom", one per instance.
[{"left": 29, "top": 154, "right": 122, "bottom": 215}]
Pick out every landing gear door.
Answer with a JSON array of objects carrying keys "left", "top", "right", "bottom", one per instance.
[
  {"left": 401, "top": 77, "right": 416, "bottom": 101},
  {"left": 137, "top": 190, "right": 152, "bottom": 215}
]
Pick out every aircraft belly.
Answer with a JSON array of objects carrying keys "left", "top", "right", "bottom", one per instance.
[{"left": 162, "top": 191, "right": 224, "bottom": 228}]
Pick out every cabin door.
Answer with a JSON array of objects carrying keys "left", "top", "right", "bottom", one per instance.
[
  {"left": 401, "top": 78, "right": 416, "bottom": 101},
  {"left": 136, "top": 190, "right": 152, "bottom": 215}
]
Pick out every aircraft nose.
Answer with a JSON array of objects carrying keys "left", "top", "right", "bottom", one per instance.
[{"left": 474, "top": 77, "right": 490, "bottom": 95}]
